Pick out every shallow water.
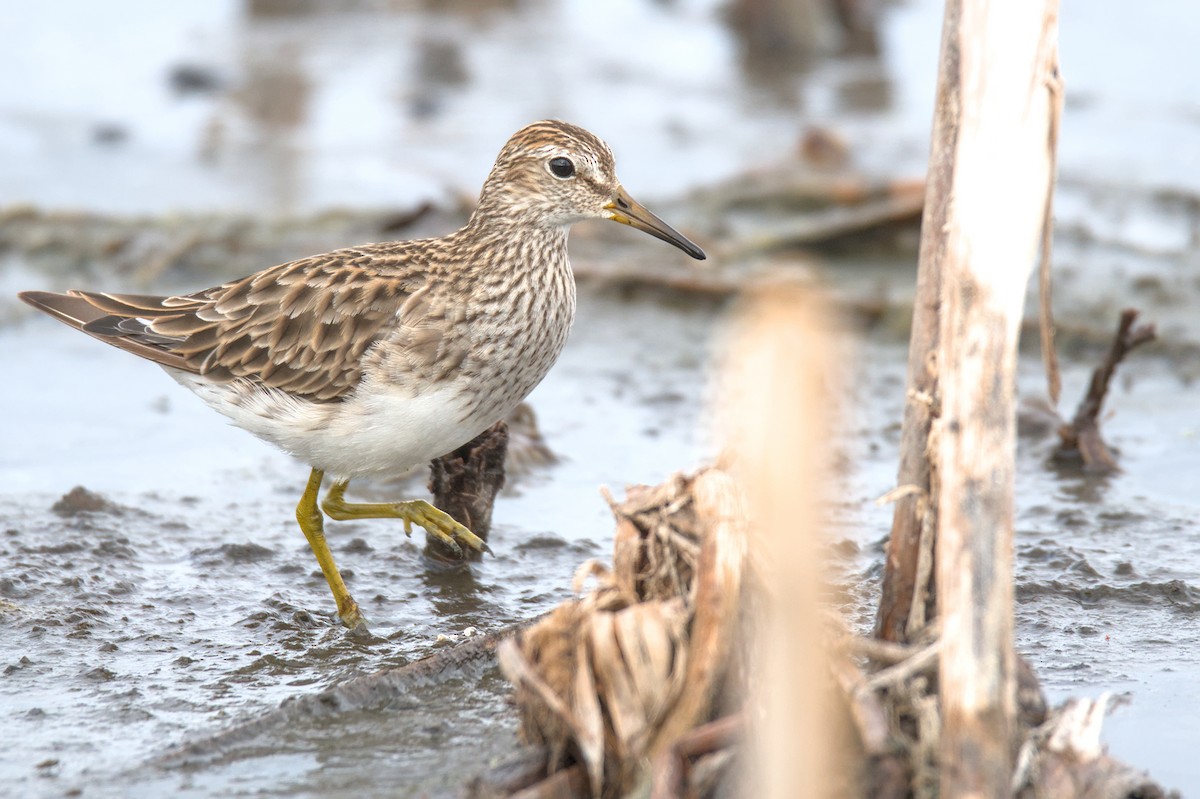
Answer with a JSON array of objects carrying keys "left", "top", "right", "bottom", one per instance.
[
  {"left": 3, "top": 0, "right": 1199, "bottom": 796},
  {"left": 1, "top": 284, "right": 719, "bottom": 796},
  {"left": 4, "top": 299, "right": 1196, "bottom": 795}
]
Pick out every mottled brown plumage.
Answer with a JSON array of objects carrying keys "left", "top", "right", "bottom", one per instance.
[
  {"left": 19, "top": 120, "right": 705, "bottom": 629},
  {"left": 50, "top": 254, "right": 415, "bottom": 400}
]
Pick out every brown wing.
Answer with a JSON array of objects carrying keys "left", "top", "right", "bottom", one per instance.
[{"left": 19, "top": 250, "right": 419, "bottom": 402}]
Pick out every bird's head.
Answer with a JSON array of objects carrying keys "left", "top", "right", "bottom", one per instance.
[{"left": 474, "top": 120, "right": 706, "bottom": 260}]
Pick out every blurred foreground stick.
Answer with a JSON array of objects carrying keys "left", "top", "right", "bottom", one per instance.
[
  {"left": 650, "top": 713, "right": 743, "bottom": 799},
  {"left": 1055, "top": 309, "right": 1156, "bottom": 470},
  {"left": 721, "top": 285, "right": 844, "bottom": 798}
]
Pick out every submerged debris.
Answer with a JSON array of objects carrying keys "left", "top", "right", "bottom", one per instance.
[
  {"left": 154, "top": 621, "right": 524, "bottom": 770},
  {"left": 1056, "top": 309, "right": 1157, "bottom": 470},
  {"left": 51, "top": 486, "right": 124, "bottom": 516}
]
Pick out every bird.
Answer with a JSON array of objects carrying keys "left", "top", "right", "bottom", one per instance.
[{"left": 19, "top": 120, "right": 706, "bottom": 630}]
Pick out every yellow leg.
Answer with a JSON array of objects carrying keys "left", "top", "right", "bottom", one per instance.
[
  {"left": 321, "top": 479, "right": 491, "bottom": 559},
  {"left": 296, "top": 468, "right": 365, "bottom": 629}
]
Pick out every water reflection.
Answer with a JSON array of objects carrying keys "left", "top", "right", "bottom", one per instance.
[
  {"left": 724, "top": 0, "right": 888, "bottom": 109},
  {"left": 228, "top": 15, "right": 312, "bottom": 213},
  {"left": 410, "top": 37, "right": 470, "bottom": 120},
  {"left": 419, "top": 558, "right": 490, "bottom": 620},
  {"left": 1046, "top": 452, "right": 1119, "bottom": 506}
]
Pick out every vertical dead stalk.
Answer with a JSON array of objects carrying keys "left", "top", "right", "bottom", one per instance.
[
  {"left": 876, "top": 0, "right": 1061, "bottom": 794},
  {"left": 1037, "top": 57, "right": 1064, "bottom": 407},
  {"left": 873, "top": 0, "right": 958, "bottom": 643},
  {"left": 723, "top": 285, "right": 841, "bottom": 798},
  {"left": 931, "top": 2, "right": 1061, "bottom": 797}
]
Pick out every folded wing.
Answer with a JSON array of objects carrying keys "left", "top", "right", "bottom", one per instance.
[{"left": 19, "top": 251, "right": 416, "bottom": 402}]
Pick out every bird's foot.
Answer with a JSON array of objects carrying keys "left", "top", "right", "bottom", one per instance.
[
  {"left": 297, "top": 468, "right": 369, "bottom": 631},
  {"left": 320, "top": 481, "right": 492, "bottom": 560},
  {"left": 394, "top": 500, "right": 492, "bottom": 559}
]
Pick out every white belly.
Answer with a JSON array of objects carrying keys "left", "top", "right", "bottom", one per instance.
[{"left": 170, "top": 370, "right": 486, "bottom": 480}]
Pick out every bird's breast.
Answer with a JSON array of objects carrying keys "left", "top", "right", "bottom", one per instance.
[
  {"left": 461, "top": 259, "right": 576, "bottom": 424},
  {"left": 370, "top": 251, "right": 576, "bottom": 432}
]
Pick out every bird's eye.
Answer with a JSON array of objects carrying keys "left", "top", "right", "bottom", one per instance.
[{"left": 548, "top": 157, "right": 575, "bottom": 179}]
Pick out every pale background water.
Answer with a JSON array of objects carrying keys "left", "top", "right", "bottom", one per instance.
[{"left": 1, "top": 0, "right": 1198, "bottom": 795}]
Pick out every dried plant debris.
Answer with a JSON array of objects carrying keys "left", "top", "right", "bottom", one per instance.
[
  {"left": 834, "top": 635, "right": 1177, "bottom": 799},
  {"left": 1014, "top": 694, "right": 1175, "bottom": 799},
  {"left": 427, "top": 420, "right": 509, "bottom": 557},
  {"left": 606, "top": 473, "right": 703, "bottom": 603},
  {"left": 497, "top": 468, "right": 749, "bottom": 798},
  {"left": 481, "top": 467, "right": 1175, "bottom": 798},
  {"left": 499, "top": 582, "right": 691, "bottom": 797},
  {"left": 426, "top": 403, "right": 557, "bottom": 557}
]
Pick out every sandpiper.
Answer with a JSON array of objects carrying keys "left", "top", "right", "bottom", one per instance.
[{"left": 19, "top": 120, "right": 706, "bottom": 629}]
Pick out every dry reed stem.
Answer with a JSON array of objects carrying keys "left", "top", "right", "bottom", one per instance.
[
  {"left": 718, "top": 284, "right": 841, "bottom": 799},
  {"left": 1038, "top": 51, "right": 1065, "bottom": 407},
  {"left": 915, "top": 2, "right": 1063, "bottom": 796}
]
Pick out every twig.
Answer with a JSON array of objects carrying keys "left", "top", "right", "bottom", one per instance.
[
  {"left": 843, "top": 636, "right": 923, "bottom": 666},
  {"left": 829, "top": 652, "right": 910, "bottom": 799},
  {"left": 650, "top": 713, "right": 743, "bottom": 799},
  {"left": 865, "top": 639, "right": 942, "bottom": 692},
  {"left": 508, "top": 764, "right": 588, "bottom": 799},
  {"left": 830, "top": 653, "right": 893, "bottom": 756},
  {"left": 1056, "top": 309, "right": 1157, "bottom": 470}
]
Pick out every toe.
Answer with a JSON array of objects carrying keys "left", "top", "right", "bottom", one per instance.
[
  {"left": 452, "top": 525, "right": 488, "bottom": 554},
  {"left": 431, "top": 532, "right": 465, "bottom": 559}
]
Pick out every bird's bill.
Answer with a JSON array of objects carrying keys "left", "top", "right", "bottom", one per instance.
[{"left": 604, "top": 188, "right": 706, "bottom": 260}]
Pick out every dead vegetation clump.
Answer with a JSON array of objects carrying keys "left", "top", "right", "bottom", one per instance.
[
  {"left": 482, "top": 465, "right": 1173, "bottom": 799},
  {"left": 475, "top": 282, "right": 1176, "bottom": 799},
  {"left": 497, "top": 469, "right": 750, "bottom": 798}
]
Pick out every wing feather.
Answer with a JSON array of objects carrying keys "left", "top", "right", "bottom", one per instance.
[{"left": 20, "top": 249, "right": 422, "bottom": 402}]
